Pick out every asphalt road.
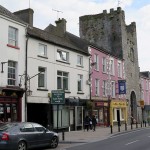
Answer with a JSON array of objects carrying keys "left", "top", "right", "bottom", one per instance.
[{"left": 63, "top": 128, "right": 150, "bottom": 150}]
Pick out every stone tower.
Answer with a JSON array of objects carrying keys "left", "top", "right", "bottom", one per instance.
[{"left": 79, "top": 7, "right": 141, "bottom": 123}]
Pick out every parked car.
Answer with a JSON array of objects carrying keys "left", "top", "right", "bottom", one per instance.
[{"left": 0, "top": 122, "right": 59, "bottom": 150}]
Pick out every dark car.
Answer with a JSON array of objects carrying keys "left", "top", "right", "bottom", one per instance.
[{"left": 0, "top": 122, "right": 59, "bottom": 150}]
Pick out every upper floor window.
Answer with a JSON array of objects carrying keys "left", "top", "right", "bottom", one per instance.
[
  {"left": 110, "top": 59, "right": 114, "bottom": 75},
  {"left": 102, "top": 80, "right": 107, "bottom": 96},
  {"left": 8, "top": 61, "right": 16, "bottom": 86},
  {"left": 118, "top": 61, "right": 122, "bottom": 78},
  {"left": 77, "top": 74, "right": 83, "bottom": 92},
  {"left": 57, "top": 71, "right": 69, "bottom": 90},
  {"left": 102, "top": 57, "right": 106, "bottom": 73},
  {"left": 95, "top": 79, "right": 99, "bottom": 96},
  {"left": 57, "top": 50, "right": 69, "bottom": 62},
  {"left": 38, "top": 67, "right": 46, "bottom": 88},
  {"left": 94, "top": 54, "right": 99, "bottom": 71},
  {"left": 146, "top": 80, "right": 149, "bottom": 90},
  {"left": 111, "top": 81, "right": 116, "bottom": 98},
  {"left": 39, "top": 43, "right": 47, "bottom": 57},
  {"left": 8, "top": 26, "right": 18, "bottom": 47},
  {"left": 77, "top": 55, "right": 83, "bottom": 67}
]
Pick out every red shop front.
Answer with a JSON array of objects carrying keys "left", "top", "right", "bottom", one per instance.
[{"left": 0, "top": 86, "right": 24, "bottom": 123}]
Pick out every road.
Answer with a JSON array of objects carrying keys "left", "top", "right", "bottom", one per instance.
[{"left": 62, "top": 128, "right": 150, "bottom": 150}]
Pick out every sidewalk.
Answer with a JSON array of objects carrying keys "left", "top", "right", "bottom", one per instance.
[{"left": 55, "top": 123, "right": 147, "bottom": 149}]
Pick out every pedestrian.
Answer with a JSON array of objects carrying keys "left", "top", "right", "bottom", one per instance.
[
  {"left": 89, "top": 116, "right": 92, "bottom": 130},
  {"left": 84, "top": 115, "right": 90, "bottom": 131},
  {"left": 92, "top": 115, "right": 97, "bottom": 131}
]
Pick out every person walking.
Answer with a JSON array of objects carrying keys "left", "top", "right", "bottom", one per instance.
[
  {"left": 92, "top": 115, "right": 97, "bottom": 131},
  {"left": 89, "top": 116, "right": 92, "bottom": 130},
  {"left": 84, "top": 115, "right": 90, "bottom": 131}
]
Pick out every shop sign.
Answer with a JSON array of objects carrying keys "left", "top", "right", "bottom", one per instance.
[
  {"left": 51, "top": 90, "right": 65, "bottom": 105},
  {"left": 118, "top": 80, "right": 126, "bottom": 94}
]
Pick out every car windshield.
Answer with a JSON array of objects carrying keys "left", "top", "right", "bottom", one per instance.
[{"left": 0, "top": 123, "right": 16, "bottom": 131}]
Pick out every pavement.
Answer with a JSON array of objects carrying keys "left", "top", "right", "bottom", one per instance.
[{"left": 53, "top": 123, "right": 148, "bottom": 150}]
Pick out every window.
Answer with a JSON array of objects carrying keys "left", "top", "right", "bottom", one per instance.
[
  {"left": 57, "top": 71, "right": 69, "bottom": 90},
  {"left": 57, "top": 50, "right": 69, "bottom": 62},
  {"left": 118, "top": 61, "right": 122, "bottom": 78},
  {"left": 110, "top": 59, "right": 114, "bottom": 75},
  {"left": 102, "top": 80, "right": 107, "bottom": 96},
  {"left": 102, "top": 57, "right": 106, "bottom": 73},
  {"left": 78, "top": 74, "right": 83, "bottom": 92},
  {"left": 77, "top": 55, "right": 83, "bottom": 66},
  {"left": 95, "top": 79, "right": 99, "bottom": 96},
  {"left": 146, "top": 80, "right": 149, "bottom": 90},
  {"left": 39, "top": 43, "right": 47, "bottom": 57},
  {"left": 8, "top": 61, "right": 16, "bottom": 86},
  {"left": 94, "top": 54, "right": 99, "bottom": 71},
  {"left": 111, "top": 81, "right": 116, "bottom": 98},
  {"left": 38, "top": 67, "right": 46, "bottom": 88},
  {"left": 8, "top": 26, "right": 18, "bottom": 47}
]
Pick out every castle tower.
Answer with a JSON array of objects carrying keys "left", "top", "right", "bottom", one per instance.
[{"left": 79, "top": 7, "right": 141, "bottom": 123}]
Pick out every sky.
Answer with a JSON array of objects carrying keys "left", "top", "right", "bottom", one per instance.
[{"left": 0, "top": 0, "right": 150, "bottom": 72}]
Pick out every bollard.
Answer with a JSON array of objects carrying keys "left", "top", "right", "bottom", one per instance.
[
  {"left": 62, "top": 130, "right": 65, "bottom": 141},
  {"left": 110, "top": 125, "right": 113, "bottom": 134},
  {"left": 136, "top": 122, "right": 138, "bottom": 128},
  {"left": 131, "top": 123, "right": 133, "bottom": 130},
  {"left": 145, "top": 121, "right": 146, "bottom": 127},
  {"left": 141, "top": 122, "right": 142, "bottom": 128},
  {"left": 125, "top": 122, "right": 127, "bottom": 131}
]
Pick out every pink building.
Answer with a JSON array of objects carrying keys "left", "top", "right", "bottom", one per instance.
[
  {"left": 140, "top": 71, "right": 150, "bottom": 123},
  {"left": 89, "top": 46, "right": 128, "bottom": 126}
]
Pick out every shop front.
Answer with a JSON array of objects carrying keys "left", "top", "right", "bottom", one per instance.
[
  {"left": 92, "top": 99, "right": 110, "bottom": 127},
  {"left": 110, "top": 100, "right": 128, "bottom": 126},
  {"left": 0, "top": 86, "right": 24, "bottom": 123}
]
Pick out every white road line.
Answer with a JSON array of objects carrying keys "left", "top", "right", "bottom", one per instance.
[{"left": 125, "top": 140, "right": 139, "bottom": 145}]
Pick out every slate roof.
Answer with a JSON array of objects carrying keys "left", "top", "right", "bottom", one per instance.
[
  {"left": 0, "top": 5, "right": 26, "bottom": 25},
  {"left": 27, "top": 27, "right": 90, "bottom": 56}
]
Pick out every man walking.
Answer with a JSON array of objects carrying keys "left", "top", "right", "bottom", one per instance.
[{"left": 92, "top": 115, "right": 97, "bottom": 131}]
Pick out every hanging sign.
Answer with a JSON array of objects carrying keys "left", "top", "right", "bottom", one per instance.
[{"left": 118, "top": 80, "right": 126, "bottom": 94}]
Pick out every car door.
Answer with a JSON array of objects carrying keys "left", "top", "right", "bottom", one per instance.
[
  {"left": 19, "top": 123, "right": 40, "bottom": 148},
  {"left": 32, "top": 123, "right": 51, "bottom": 146}
]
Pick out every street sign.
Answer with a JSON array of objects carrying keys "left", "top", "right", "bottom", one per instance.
[{"left": 51, "top": 90, "right": 65, "bottom": 104}]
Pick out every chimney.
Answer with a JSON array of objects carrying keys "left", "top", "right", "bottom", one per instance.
[
  {"left": 55, "top": 18, "right": 67, "bottom": 35},
  {"left": 13, "top": 8, "right": 34, "bottom": 26}
]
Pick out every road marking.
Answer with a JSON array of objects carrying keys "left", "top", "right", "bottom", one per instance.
[{"left": 125, "top": 140, "right": 139, "bottom": 145}]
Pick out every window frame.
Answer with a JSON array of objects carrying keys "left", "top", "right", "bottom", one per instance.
[
  {"left": 77, "top": 55, "right": 83, "bottom": 67},
  {"left": 77, "top": 74, "right": 83, "bottom": 92},
  {"left": 57, "top": 49, "right": 69, "bottom": 63},
  {"left": 95, "top": 78, "right": 99, "bottom": 96},
  {"left": 38, "top": 43, "right": 47, "bottom": 57},
  {"left": 118, "top": 61, "right": 122, "bottom": 78},
  {"left": 94, "top": 54, "right": 99, "bottom": 71},
  {"left": 57, "top": 71, "right": 69, "bottom": 91},
  {"left": 8, "top": 26, "right": 18, "bottom": 47},
  {"left": 102, "top": 57, "right": 106, "bottom": 73},
  {"left": 8, "top": 61, "right": 16, "bottom": 86},
  {"left": 38, "top": 67, "right": 46, "bottom": 89}
]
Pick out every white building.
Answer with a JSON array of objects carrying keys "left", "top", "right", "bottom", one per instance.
[
  {"left": 0, "top": 5, "right": 27, "bottom": 122},
  {"left": 13, "top": 8, "right": 90, "bottom": 131}
]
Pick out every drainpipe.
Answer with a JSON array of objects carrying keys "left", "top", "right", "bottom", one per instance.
[{"left": 25, "top": 27, "right": 29, "bottom": 122}]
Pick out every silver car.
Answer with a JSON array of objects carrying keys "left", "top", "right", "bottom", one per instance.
[{"left": 0, "top": 122, "right": 59, "bottom": 150}]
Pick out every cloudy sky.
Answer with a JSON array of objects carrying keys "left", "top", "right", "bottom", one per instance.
[{"left": 1, "top": 0, "right": 150, "bottom": 72}]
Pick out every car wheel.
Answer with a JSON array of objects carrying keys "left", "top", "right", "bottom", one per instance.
[
  {"left": 50, "top": 136, "right": 58, "bottom": 148},
  {"left": 18, "top": 141, "right": 27, "bottom": 150}
]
